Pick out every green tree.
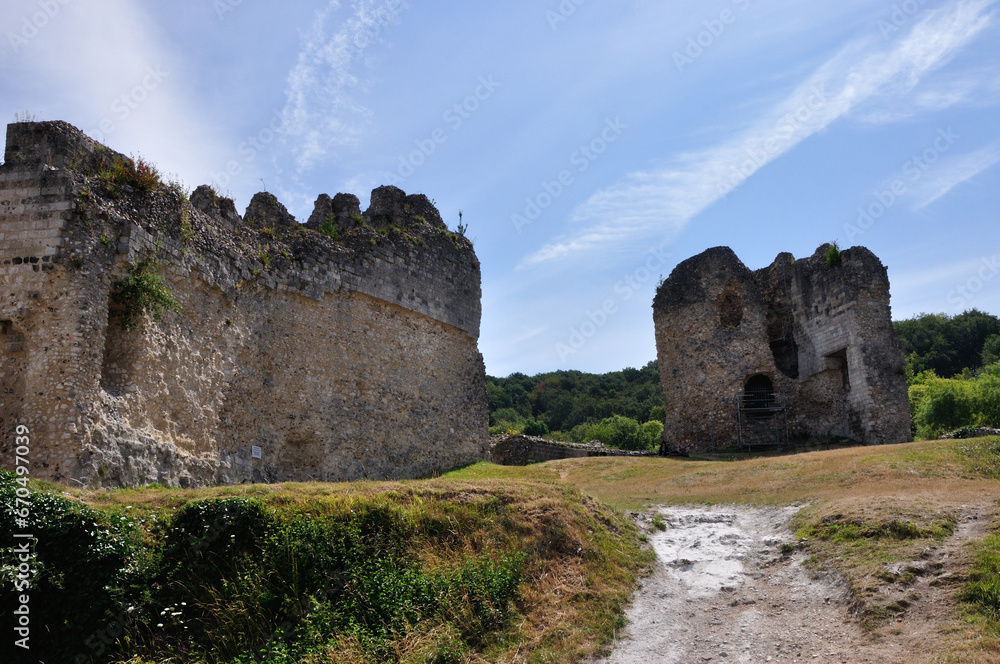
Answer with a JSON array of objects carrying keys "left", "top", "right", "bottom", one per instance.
[
  {"left": 895, "top": 310, "right": 1000, "bottom": 377},
  {"left": 982, "top": 334, "right": 1000, "bottom": 367}
]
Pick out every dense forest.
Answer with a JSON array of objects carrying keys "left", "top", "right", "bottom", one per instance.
[
  {"left": 488, "top": 309, "right": 1000, "bottom": 448},
  {"left": 893, "top": 309, "right": 1000, "bottom": 377},
  {"left": 487, "top": 361, "right": 665, "bottom": 449}
]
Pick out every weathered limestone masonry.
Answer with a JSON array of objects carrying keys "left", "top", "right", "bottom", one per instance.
[
  {"left": 653, "top": 245, "right": 911, "bottom": 452},
  {"left": 0, "top": 121, "right": 488, "bottom": 487}
]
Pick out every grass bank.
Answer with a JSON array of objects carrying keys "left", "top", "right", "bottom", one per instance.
[
  {"left": 0, "top": 475, "right": 652, "bottom": 664},
  {"left": 448, "top": 436, "right": 1000, "bottom": 661}
]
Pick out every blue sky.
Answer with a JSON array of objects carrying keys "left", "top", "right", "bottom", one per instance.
[{"left": 2, "top": 0, "right": 998, "bottom": 377}]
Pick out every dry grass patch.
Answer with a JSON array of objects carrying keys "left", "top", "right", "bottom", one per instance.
[
  {"left": 449, "top": 437, "right": 1000, "bottom": 662},
  {"left": 466, "top": 437, "right": 1000, "bottom": 511}
]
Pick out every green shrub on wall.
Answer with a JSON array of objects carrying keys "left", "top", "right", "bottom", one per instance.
[
  {"left": 98, "top": 154, "right": 161, "bottom": 198},
  {"left": 110, "top": 258, "right": 181, "bottom": 331}
]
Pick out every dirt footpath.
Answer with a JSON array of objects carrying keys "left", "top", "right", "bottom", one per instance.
[{"left": 592, "top": 505, "right": 980, "bottom": 664}]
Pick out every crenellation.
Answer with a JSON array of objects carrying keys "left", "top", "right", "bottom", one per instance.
[{"left": 0, "top": 120, "right": 488, "bottom": 488}]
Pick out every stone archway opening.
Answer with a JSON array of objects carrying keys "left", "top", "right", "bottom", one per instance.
[{"left": 743, "top": 374, "right": 775, "bottom": 412}]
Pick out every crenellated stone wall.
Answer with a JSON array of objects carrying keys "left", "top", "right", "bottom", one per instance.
[
  {"left": 0, "top": 121, "right": 488, "bottom": 487},
  {"left": 653, "top": 245, "right": 911, "bottom": 452}
]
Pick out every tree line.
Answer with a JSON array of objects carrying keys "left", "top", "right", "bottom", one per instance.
[
  {"left": 895, "top": 309, "right": 1000, "bottom": 439},
  {"left": 487, "top": 309, "right": 1000, "bottom": 449},
  {"left": 487, "top": 360, "right": 665, "bottom": 451}
]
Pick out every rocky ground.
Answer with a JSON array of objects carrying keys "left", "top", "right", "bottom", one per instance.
[{"left": 590, "top": 505, "right": 985, "bottom": 664}]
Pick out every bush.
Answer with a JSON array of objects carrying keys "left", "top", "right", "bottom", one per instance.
[
  {"left": 825, "top": 242, "right": 842, "bottom": 267},
  {"left": 567, "top": 415, "right": 658, "bottom": 451},
  {"left": 523, "top": 418, "right": 549, "bottom": 436},
  {"left": 641, "top": 420, "right": 664, "bottom": 449},
  {"left": 972, "top": 372, "right": 1000, "bottom": 428},
  {"left": 490, "top": 407, "right": 525, "bottom": 428},
  {"left": 98, "top": 154, "right": 161, "bottom": 198},
  {"left": 910, "top": 374, "right": 976, "bottom": 439},
  {"left": 110, "top": 259, "right": 181, "bottom": 330},
  {"left": 0, "top": 471, "right": 145, "bottom": 664}
]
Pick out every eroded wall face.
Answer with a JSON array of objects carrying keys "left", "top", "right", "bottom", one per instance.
[
  {"left": 0, "top": 121, "right": 488, "bottom": 488},
  {"left": 653, "top": 245, "right": 910, "bottom": 452},
  {"left": 654, "top": 250, "right": 778, "bottom": 449},
  {"left": 781, "top": 253, "right": 910, "bottom": 445},
  {"left": 216, "top": 290, "right": 486, "bottom": 484},
  {"left": 82, "top": 280, "right": 487, "bottom": 487},
  {"left": 0, "top": 165, "right": 105, "bottom": 477}
]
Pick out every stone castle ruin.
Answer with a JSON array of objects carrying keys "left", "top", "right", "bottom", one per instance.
[
  {"left": 0, "top": 121, "right": 488, "bottom": 487},
  {"left": 653, "top": 245, "right": 911, "bottom": 452}
]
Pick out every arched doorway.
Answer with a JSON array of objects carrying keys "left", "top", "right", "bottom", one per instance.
[{"left": 743, "top": 374, "right": 775, "bottom": 410}]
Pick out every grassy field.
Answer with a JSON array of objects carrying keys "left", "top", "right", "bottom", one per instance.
[
  {"left": 5, "top": 437, "right": 999, "bottom": 663},
  {"left": 448, "top": 436, "right": 1000, "bottom": 662}
]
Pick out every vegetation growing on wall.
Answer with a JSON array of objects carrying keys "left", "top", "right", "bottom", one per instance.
[
  {"left": 97, "top": 154, "right": 161, "bottom": 198},
  {"left": 824, "top": 241, "right": 842, "bottom": 267},
  {"left": 110, "top": 258, "right": 181, "bottom": 331}
]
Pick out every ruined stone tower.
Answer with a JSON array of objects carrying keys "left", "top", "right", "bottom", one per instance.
[
  {"left": 0, "top": 121, "right": 488, "bottom": 487},
  {"left": 653, "top": 245, "right": 910, "bottom": 452}
]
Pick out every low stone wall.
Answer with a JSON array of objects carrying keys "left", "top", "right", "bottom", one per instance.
[{"left": 488, "top": 435, "right": 656, "bottom": 466}]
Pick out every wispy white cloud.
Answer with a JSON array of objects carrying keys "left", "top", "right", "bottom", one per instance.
[
  {"left": 858, "top": 69, "right": 1000, "bottom": 124},
  {"left": 281, "top": 0, "right": 408, "bottom": 172},
  {"left": 913, "top": 143, "right": 1000, "bottom": 208},
  {"left": 510, "top": 326, "right": 549, "bottom": 345},
  {"left": 522, "top": 0, "right": 996, "bottom": 267}
]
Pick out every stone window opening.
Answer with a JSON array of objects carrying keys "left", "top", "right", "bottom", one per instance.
[
  {"left": 718, "top": 288, "right": 743, "bottom": 328},
  {"left": 1, "top": 320, "right": 25, "bottom": 355},
  {"left": 827, "top": 349, "right": 851, "bottom": 392},
  {"left": 100, "top": 298, "right": 134, "bottom": 396}
]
